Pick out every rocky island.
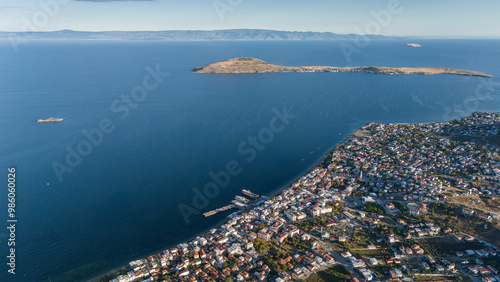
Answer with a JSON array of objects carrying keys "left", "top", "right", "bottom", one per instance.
[{"left": 193, "top": 57, "right": 492, "bottom": 77}]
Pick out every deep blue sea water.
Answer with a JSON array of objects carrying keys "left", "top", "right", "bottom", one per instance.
[{"left": 0, "top": 39, "right": 499, "bottom": 281}]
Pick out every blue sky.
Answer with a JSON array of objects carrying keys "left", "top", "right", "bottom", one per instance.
[{"left": 1, "top": 0, "right": 499, "bottom": 37}]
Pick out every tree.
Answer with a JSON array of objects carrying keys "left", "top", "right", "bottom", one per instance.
[
  {"left": 253, "top": 238, "right": 269, "bottom": 254},
  {"left": 271, "top": 238, "right": 277, "bottom": 246},
  {"left": 222, "top": 262, "right": 228, "bottom": 268},
  {"left": 225, "top": 277, "right": 234, "bottom": 282},
  {"left": 258, "top": 222, "right": 265, "bottom": 229},
  {"left": 269, "top": 261, "right": 280, "bottom": 271}
]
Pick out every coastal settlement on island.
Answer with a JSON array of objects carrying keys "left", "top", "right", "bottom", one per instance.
[{"left": 106, "top": 112, "right": 500, "bottom": 282}]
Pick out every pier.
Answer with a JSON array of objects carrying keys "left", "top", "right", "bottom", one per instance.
[
  {"left": 203, "top": 190, "right": 261, "bottom": 217},
  {"left": 203, "top": 205, "right": 236, "bottom": 217}
]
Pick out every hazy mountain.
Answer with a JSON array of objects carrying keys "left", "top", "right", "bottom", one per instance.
[{"left": 0, "top": 29, "right": 389, "bottom": 41}]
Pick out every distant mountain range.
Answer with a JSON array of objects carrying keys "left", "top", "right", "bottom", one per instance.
[{"left": 0, "top": 29, "right": 390, "bottom": 41}]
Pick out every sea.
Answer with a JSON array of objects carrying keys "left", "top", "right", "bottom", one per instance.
[{"left": 0, "top": 39, "right": 499, "bottom": 281}]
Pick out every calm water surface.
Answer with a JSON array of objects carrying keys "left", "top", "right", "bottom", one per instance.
[{"left": 0, "top": 39, "right": 499, "bottom": 281}]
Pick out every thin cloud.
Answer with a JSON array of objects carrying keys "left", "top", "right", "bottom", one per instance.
[
  {"left": 0, "top": 5, "right": 31, "bottom": 11},
  {"left": 74, "top": 0, "right": 156, "bottom": 2}
]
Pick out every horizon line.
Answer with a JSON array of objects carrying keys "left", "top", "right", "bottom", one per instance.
[{"left": 0, "top": 29, "right": 499, "bottom": 39}]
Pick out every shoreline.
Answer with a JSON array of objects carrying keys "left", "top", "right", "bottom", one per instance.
[
  {"left": 265, "top": 117, "right": 464, "bottom": 201},
  {"left": 87, "top": 217, "right": 230, "bottom": 282},
  {"left": 88, "top": 126, "right": 367, "bottom": 282},
  {"left": 88, "top": 118, "right": 451, "bottom": 282},
  {"left": 85, "top": 112, "right": 500, "bottom": 282},
  {"left": 267, "top": 127, "right": 364, "bottom": 199}
]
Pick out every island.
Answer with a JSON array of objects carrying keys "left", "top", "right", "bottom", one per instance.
[
  {"left": 37, "top": 118, "right": 63, "bottom": 123},
  {"left": 405, "top": 43, "right": 421, "bottom": 47},
  {"left": 192, "top": 57, "right": 492, "bottom": 77}
]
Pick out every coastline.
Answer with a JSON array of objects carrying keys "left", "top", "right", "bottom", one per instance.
[
  {"left": 267, "top": 126, "right": 364, "bottom": 199},
  {"left": 88, "top": 118, "right": 458, "bottom": 282},
  {"left": 87, "top": 217, "right": 230, "bottom": 282},
  {"left": 89, "top": 125, "right": 366, "bottom": 282},
  {"left": 87, "top": 113, "right": 500, "bottom": 281}
]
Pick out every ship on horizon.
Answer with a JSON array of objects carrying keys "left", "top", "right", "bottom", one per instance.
[{"left": 37, "top": 117, "right": 63, "bottom": 123}]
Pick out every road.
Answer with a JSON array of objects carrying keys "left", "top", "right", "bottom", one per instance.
[{"left": 300, "top": 232, "right": 361, "bottom": 281}]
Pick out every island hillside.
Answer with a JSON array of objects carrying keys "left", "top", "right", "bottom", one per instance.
[{"left": 192, "top": 57, "right": 492, "bottom": 77}]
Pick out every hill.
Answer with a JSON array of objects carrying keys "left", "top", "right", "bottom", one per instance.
[{"left": 0, "top": 29, "right": 386, "bottom": 41}]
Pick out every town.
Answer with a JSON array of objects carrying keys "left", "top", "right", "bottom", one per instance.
[{"left": 104, "top": 112, "right": 500, "bottom": 282}]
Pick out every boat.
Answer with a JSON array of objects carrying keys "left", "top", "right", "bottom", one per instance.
[
  {"left": 242, "top": 189, "right": 259, "bottom": 199},
  {"left": 231, "top": 200, "right": 247, "bottom": 208},
  {"left": 37, "top": 117, "right": 63, "bottom": 123},
  {"left": 235, "top": 195, "right": 250, "bottom": 204}
]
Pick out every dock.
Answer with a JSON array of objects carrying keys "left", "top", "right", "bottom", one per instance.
[
  {"left": 203, "top": 205, "right": 236, "bottom": 217},
  {"left": 203, "top": 190, "right": 261, "bottom": 217}
]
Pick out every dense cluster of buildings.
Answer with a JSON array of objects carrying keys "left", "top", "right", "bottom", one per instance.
[{"left": 109, "top": 112, "right": 499, "bottom": 282}]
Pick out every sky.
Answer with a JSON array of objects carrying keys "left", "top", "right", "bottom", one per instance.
[{"left": 0, "top": 0, "right": 499, "bottom": 38}]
